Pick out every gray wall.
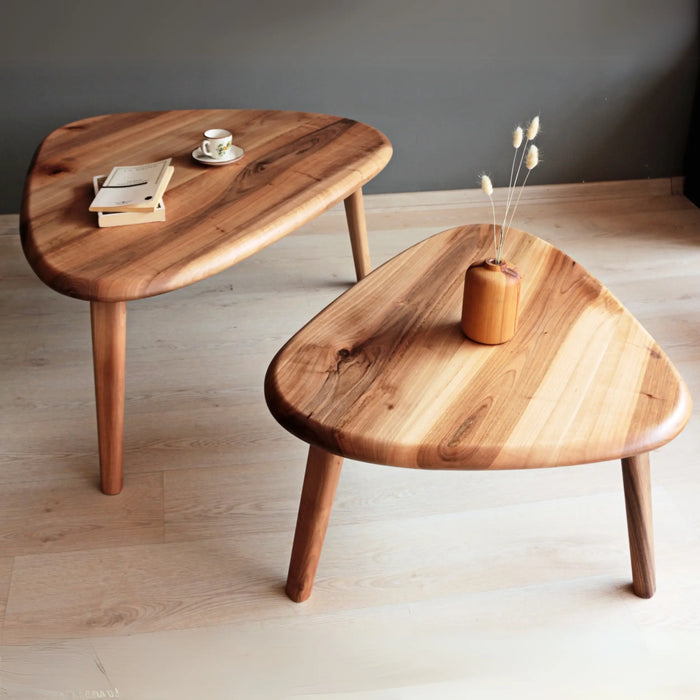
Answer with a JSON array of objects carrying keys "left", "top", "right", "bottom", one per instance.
[{"left": 1, "top": 0, "right": 697, "bottom": 214}]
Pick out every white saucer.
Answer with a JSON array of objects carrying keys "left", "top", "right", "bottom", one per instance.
[{"left": 192, "top": 145, "right": 244, "bottom": 166}]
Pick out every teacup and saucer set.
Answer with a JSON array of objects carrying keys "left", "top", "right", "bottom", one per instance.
[{"left": 192, "top": 128, "right": 244, "bottom": 166}]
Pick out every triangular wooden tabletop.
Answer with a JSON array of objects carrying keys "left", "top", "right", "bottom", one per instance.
[
  {"left": 266, "top": 224, "right": 691, "bottom": 470},
  {"left": 20, "top": 110, "right": 392, "bottom": 302}
]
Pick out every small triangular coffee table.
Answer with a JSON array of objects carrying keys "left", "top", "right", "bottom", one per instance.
[{"left": 265, "top": 224, "right": 692, "bottom": 602}]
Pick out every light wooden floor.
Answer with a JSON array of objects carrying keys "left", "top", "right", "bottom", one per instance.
[{"left": 1, "top": 180, "right": 699, "bottom": 698}]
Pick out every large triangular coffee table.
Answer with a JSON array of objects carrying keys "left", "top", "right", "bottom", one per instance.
[
  {"left": 265, "top": 224, "right": 692, "bottom": 602},
  {"left": 21, "top": 109, "right": 392, "bottom": 494}
]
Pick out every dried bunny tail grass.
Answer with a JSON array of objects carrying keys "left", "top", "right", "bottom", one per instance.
[
  {"left": 504, "top": 126, "right": 524, "bottom": 227},
  {"left": 526, "top": 144, "right": 539, "bottom": 170},
  {"left": 526, "top": 115, "right": 540, "bottom": 141},
  {"left": 480, "top": 174, "right": 498, "bottom": 253},
  {"left": 478, "top": 114, "right": 543, "bottom": 262},
  {"left": 513, "top": 126, "right": 523, "bottom": 149}
]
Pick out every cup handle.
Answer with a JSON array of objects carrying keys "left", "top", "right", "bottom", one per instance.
[{"left": 201, "top": 141, "right": 212, "bottom": 157}]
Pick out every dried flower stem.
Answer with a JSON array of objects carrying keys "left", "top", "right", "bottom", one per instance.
[
  {"left": 503, "top": 126, "right": 524, "bottom": 240},
  {"left": 501, "top": 145, "right": 539, "bottom": 256},
  {"left": 481, "top": 175, "right": 498, "bottom": 255},
  {"left": 502, "top": 128, "right": 534, "bottom": 232}
]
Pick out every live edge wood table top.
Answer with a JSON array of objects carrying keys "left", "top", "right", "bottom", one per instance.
[
  {"left": 265, "top": 224, "right": 692, "bottom": 603},
  {"left": 20, "top": 109, "right": 392, "bottom": 494}
]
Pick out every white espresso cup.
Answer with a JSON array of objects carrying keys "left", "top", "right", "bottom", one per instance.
[{"left": 201, "top": 128, "right": 233, "bottom": 160}]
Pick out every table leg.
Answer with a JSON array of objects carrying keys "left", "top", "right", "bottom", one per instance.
[
  {"left": 286, "top": 445, "right": 344, "bottom": 602},
  {"left": 90, "top": 300, "right": 127, "bottom": 496},
  {"left": 621, "top": 453, "right": 655, "bottom": 598},
  {"left": 343, "top": 188, "right": 371, "bottom": 280}
]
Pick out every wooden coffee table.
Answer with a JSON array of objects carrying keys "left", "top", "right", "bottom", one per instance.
[
  {"left": 21, "top": 109, "right": 392, "bottom": 494},
  {"left": 265, "top": 224, "right": 692, "bottom": 602}
]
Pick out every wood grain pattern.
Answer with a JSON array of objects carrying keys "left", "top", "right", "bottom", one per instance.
[
  {"left": 286, "top": 445, "right": 344, "bottom": 602},
  {"left": 0, "top": 474, "right": 164, "bottom": 557},
  {"left": 0, "top": 557, "right": 12, "bottom": 622},
  {"left": 621, "top": 453, "right": 655, "bottom": 598},
  {"left": 21, "top": 110, "right": 392, "bottom": 302},
  {"left": 90, "top": 301, "right": 126, "bottom": 495},
  {"left": 265, "top": 224, "right": 692, "bottom": 471},
  {"left": 460, "top": 258, "right": 521, "bottom": 344},
  {"left": 343, "top": 189, "right": 372, "bottom": 279}
]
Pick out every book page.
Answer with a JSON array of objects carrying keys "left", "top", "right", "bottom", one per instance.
[
  {"left": 89, "top": 159, "right": 172, "bottom": 212},
  {"left": 103, "top": 160, "right": 170, "bottom": 188}
]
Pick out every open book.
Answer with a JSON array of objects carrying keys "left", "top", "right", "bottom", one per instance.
[{"left": 89, "top": 159, "right": 173, "bottom": 213}]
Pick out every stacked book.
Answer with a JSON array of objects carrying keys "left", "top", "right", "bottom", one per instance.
[{"left": 90, "top": 158, "right": 174, "bottom": 227}]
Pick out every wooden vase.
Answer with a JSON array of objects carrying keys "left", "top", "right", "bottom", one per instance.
[{"left": 460, "top": 259, "right": 521, "bottom": 344}]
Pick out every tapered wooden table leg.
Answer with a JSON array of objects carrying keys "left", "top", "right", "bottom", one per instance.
[
  {"left": 286, "top": 445, "right": 344, "bottom": 602},
  {"left": 343, "top": 188, "right": 371, "bottom": 280},
  {"left": 621, "top": 453, "right": 655, "bottom": 598},
  {"left": 90, "top": 301, "right": 127, "bottom": 496}
]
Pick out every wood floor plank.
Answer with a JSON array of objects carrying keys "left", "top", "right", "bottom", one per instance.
[
  {"left": 0, "top": 474, "right": 163, "bottom": 557},
  {"left": 2, "top": 486, "right": 686, "bottom": 645},
  {"left": 0, "top": 639, "right": 119, "bottom": 699},
  {"left": 163, "top": 458, "right": 305, "bottom": 543},
  {"left": 164, "top": 457, "right": 628, "bottom": 544},
  {"left": 86, "top": 579, "right": 646, "bottom": 699},
  {"left": 0, "top": 557, "right": 12, "bottom": 622},
  {"left": 2, "top": 534, "right": 292, "bottom": 644}
]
